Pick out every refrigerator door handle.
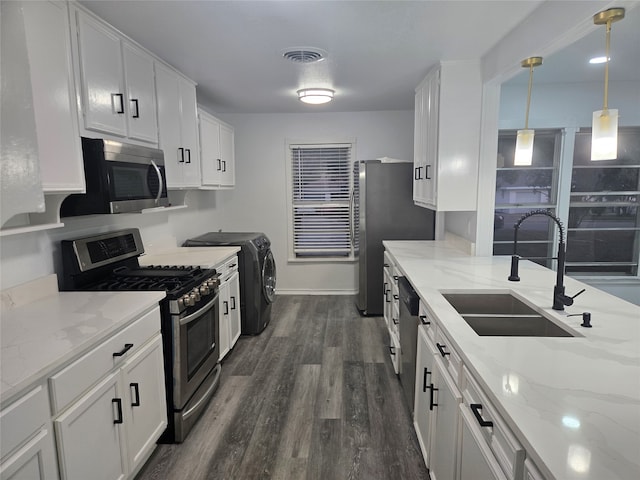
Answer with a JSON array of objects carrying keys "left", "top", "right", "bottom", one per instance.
[{"left": 349, "top": 188, "right": 356, "bottom": 248}]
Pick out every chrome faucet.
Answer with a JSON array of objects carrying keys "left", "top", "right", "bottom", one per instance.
[{"left": 507, "top": 209, "right": 584, "bottom": 310}]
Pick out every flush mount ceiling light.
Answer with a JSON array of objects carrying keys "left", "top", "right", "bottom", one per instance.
[
  {"left": 297, "top": 88, "right": 334, "bottom": 104},
  {"left": 591, "top": 8, "right": 625, "bottom": 161},
  {"left": 589, "top": 56, "right": 609, "bottom": 64},
  {"left": 514, "top": 56, "right": 543, "bottom": 166}
]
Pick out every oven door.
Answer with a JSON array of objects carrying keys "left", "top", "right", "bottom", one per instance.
[{"left": 172, "top": 292, "right": 219, "bottom": 409}]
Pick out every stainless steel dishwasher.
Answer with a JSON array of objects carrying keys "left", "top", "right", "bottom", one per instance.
[{"left": 398, "top": 276, "right": 420, "bottom": 413}]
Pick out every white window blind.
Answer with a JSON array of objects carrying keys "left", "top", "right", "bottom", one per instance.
[{"left": 290, "top": 144, "right": 352, "bottom": 258}]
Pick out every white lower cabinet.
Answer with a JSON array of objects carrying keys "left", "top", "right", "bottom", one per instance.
[
  {"left": 428, "top": 356, "right": 462, "bottom": 480},
  {"left": 414, "top": 326, "right": 436, "bottom": 466},
  {"left": 217, "top": 255, "right": 241, "bottom": 361},
  {"left": 54, "top": 372, "right": 127, "bottom": 480},
  {"left": 0, "top": 386, "right": 57, "bottom": 480},
  {"left": 459, "top": 405, "right": 507, "bottom": 480}
]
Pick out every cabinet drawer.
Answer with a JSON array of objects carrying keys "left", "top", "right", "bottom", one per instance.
[
  {"left": 216, "top": 255, "right": 239, "bottom": 280},
  {"left": 49, "top": 306, "right": 161, "bottom": 414},
  {"left": 462, "top": 367, "right": 525, "bottom": 479},
  {"left": 0, "top": 385, "right": 50, "bottom": 460},
  {"left": 418, "top": 301, "right": 437, "bottom": 341},
  {"left": 434, "top": 327, "right": 462, "bottom": 385},
  {"left": 523, "top": 458, "right": 545, "bottom": 480},
  {"left": 389, "top": 331, "right": 400, "bottom": 374}
]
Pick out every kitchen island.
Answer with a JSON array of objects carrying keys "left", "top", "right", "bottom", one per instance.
[{"left": 384, "top": 240, "right": 640, "bottom": 480}]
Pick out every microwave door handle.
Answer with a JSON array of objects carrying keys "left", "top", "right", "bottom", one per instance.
[{"left": 150, "top": 160, "right": 163, "bottom": 204}]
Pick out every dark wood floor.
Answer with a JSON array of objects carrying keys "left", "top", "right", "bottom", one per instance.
[{"left": 136, "top": 295, "right": 428, "bottom": 480}]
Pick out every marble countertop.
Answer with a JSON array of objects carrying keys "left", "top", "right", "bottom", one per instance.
[
  {"left": 383, "top": 240, "right": 640, "bottom": 480},
  {"left": 1, "top": 288, "right": 165, "bottom": 406},
  {"left": 139, "top": 246, "right": 241, "bottom": 269}
]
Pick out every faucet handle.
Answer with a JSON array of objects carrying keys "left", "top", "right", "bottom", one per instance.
[
  {"left": 508, "top": 255, "right": 520, "bottom": 282},
  {"left": 569, "top": 288, "right": 586, "bottom": 302}
]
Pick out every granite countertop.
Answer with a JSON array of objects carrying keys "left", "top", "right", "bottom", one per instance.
[
  {"left": 1, "top": 288, "right": 165, "bottom": 406},
  {"left": 139, "top": 246, "right": 241, "bottom": 269},
  {"left": 383, "top": 240, "right": 640, "bottom": 480}
]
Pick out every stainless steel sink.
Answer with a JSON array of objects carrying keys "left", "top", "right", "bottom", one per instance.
[{"left": 442, "top": 293, "right": 576, "bottom": 337}]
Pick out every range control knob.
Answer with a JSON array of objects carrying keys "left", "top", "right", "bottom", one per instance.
[
  {"left": 183, "top": 294, "right": 195, "bottom": 307},
  {"left": 191, "top": 290, "right": 200, "bottom": 303},
  {"left": 199, "top": 285, "right": 210, "bottom": 296},
  {"left": 207, "top": 278, "right": 218, "bottom": 289}
]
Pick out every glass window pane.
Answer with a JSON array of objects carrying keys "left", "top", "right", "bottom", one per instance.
[
  {"left": 497, "top": 131, "right": 557, "bottom": 168},
  {"left": 495, "top": 169, "right": 554, "bottom": 205}
]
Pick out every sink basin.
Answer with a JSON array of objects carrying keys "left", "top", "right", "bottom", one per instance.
[{"left": 442, "top": 293, "right": 576, "bottom": 337}]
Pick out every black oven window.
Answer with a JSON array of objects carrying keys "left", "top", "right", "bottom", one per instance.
[{"left": 186, "top": 307, "right": 216, "bottom": 380}]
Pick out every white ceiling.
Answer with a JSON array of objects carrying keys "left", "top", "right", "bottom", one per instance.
[{"left": 79, "top": 1, "right": 638, "bottom": 114}]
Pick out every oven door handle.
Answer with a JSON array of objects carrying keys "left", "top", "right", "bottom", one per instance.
[{"left": 179, "top": 292, "right": 219, "bottom": 326}]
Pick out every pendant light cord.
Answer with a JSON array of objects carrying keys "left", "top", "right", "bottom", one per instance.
[
  {"left": 524, "top": 64, "right": 534, "bottom": 129},
  {"left": 603, "top": 20, "right": 612, "bottom": 111}
]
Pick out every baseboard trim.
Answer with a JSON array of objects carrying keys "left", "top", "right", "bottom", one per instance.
[{"left": 276, "top": 289, "right": 357, "bottom": 295}]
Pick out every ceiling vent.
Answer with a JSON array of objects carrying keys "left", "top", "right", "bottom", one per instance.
[{"left": 282, "top": 47, "right": 327, "bottom": 64}]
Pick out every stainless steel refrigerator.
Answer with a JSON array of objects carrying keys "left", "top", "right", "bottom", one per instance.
[{"left": 354, "top": 160, "right": 435, "bottom": 315}]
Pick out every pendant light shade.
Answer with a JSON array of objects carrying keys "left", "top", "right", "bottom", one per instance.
[
  {"left": 591, "top": 8, "right": 625, "bottom": 161},
  {"left": 514, "top": 57, "right": 542, "bottom": 166}
]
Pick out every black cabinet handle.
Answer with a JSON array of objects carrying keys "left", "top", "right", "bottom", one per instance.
[
  {"left": 112, "top": 398, "right": 123, "bottom": 424},
  {"left": 393, "top": 275, "right": 399, "bottom": 281},
  {"left": 131, "top": 98, "right": 139, "bottom": 118},
  {"left": 217, "top": 159, "right": 222, "bottom": 171},
  {"left": 222, "top": 160, "right": 227, "bottom": 172},
  {"left": 112, "top": 93, "right": 124, "bottom": 114},
  {"left": 231, "top": 296, "right": 236, "bottom": 310},
  {"left": 420, "top": 315, "right": 430, "bottom": 325},
  {"left": 223, "top": 300, "right": 229, "bottom": 315},
  {"left": 130, "top": 383, "right": 140, "bottom": 407},
  {"left": 392, "top": 317, "right": 399, "bottom": 325},
  {"left": 423, "top": 368, "right": 431, "bottom": 392},
  {"left": 389, "top": 346, "right": 396, "bottom": 355},
  {"left": 436, "top": 342, "right": 450, "bottom": 357},
  {"left": 178, "top": 147, "right": 185, "bottom": 163},
  {"left": 383, "top": 282, "right": 388, "bottom": 295},
  {"left": 186, "top": 149, "right": 191, "bottom": 163},
  {"left": 393, "top": 294, "right": 399, "bottom": 300},
  {"left": 429, "top": 385, "right": 438, "bottom": 410},
  {"left": 426, "top": 164, "right": 432, "bottom": 180},
  {"left": 470, "top": 404, "right": 493, "bottom": 428},
  {"left": 414, "top": 166, "right": 423, "bottom": 180},
  {"left": 385, "top": 289, "right": 390, "bottom": 303},
  {"left": 113, "top": 343, "right": 133, "bottom": 357},
  {"left": 229, "top": 263, "right": 237, "bottom": 268},
  {"left": 384, "top": 263, "right": 389, "bottom": 268}
]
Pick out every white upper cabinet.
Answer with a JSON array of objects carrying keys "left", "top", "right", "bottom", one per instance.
[
  {"left": 72, "top": 8, "right": 158, "bottom": 144},
  {"left": 155, "top": 63, "right": 201, "bottom": 188},
  {"left": 22, "top": 0, "right": 84, "bottom": 194},
  {"left": 413, "top": 61, "right": 482, "bottom": 211},
  {"left": 198, "top": 109, "right": 235, "bottom": 189}
]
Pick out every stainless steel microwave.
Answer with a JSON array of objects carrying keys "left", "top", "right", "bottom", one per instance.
[{"left": 61, "top": 138, "right": 168, "bottom": 216}]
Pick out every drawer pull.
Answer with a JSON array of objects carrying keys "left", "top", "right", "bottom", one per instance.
[
  {"left": 384, "top": 263, "right": 389, "bottom": 267},
  {"left": 231, "top": 296, "right": 237, "bottom": 310},
  {"left": 423, "top": 368, "right": 431, "bottom": 392},
  {"left": 223, "top": 300, "right": 229, "bottom": 315},
  {"left": 385, "top": 289, "right": 390, "bottom": 303},
  {"left": 112, "top": 398, "right": 123, "bottom": 424},
  {"left": 393, "top": 294, "right": 399, "bottom": 300},
  {"left": 436, "top": 342, "right": 450, "bottom": 357},
  {"left": 389, "top": 346, "right": 396, "bottom": 356},
  {"left": 229, "top": 263, "right": 237, "bottom": 268},
  {"left": 392, "top": 317, "right": 399, "bottom": 325},
  {"left": 130, "top": 383, "right": 141, "bottom": 407},
  {"left": 113, "top": 343, "right": 134, "bottom": 357},
  {"left": 470, "top": 403, "right": 493, "bottom": 428},
  {"left": 429, "top": 385, "right": 438, "bottom": 410},
  {"left": 393, "top": 275, "right": 399, "bottom": 281},
  {"left": 419, "top": 315, "right": 430, "bottom": 325}
]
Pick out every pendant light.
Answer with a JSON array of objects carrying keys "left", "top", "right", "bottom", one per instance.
[
  {"left": 591, "top": 8, "right": 625, "bottom": 161},
  {"left": 514, "top": 57, "right": 543, "bottom": 166}
]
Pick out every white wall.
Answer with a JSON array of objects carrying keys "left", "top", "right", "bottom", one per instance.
[
  {"left": 0, "top": 110, "right": 413, "bottom": 294},
  {"left": 216, "top": 110, "right": 414, "bottom": 294}
]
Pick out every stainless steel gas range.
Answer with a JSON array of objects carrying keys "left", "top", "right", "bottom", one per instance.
[{"left": 60, "top": 228, "right": 220, "bottom": 443}]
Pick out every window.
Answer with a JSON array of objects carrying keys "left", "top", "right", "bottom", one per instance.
[
  {"left": 287, "top": 143, "right": 354, "bottom": 260},
  {"left": 567, "top": 127, "right": 640, "bottom": 276},
  {"left": 493, "top": 130, "right": 562, "bottom": 267}
]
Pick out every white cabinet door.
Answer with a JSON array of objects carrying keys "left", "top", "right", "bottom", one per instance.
[
  {"left": 178, "top": 78, "right": 200, "bottom": 188},
  {"left": 459, "top": 406, "right": 507, "bottom": 480},
  {"left": 414, "top": 327, "right": 435, "bottom": 468},
  {"left": 123, "top": 43, "right": 157, "bottom": 144},
  {"left": 228, "top": 271, "right": 241, "bottom": 348},
  {"left": 121, "top": 335, "right": 167, "bottom": 472},
  {"left": 413, "top": 83, "right": 425, "bottom": 204},
  {"left": 199, "top": 113, "right": 222, "bottom": 186},
  {"left": 22, "top": 0, "right": 84, "bottom": 193},
  {"left": 54, "top": 372, "right": 127, "bottom": 480},
  {"left": 0, "top": 429, "right": 58, "bottom": 480},
  {"left": 75, "top": 10, "right": 126, "bottom": 137},
  {"left": 219, "top": 123, "right": 235, "bottom": 187},
  {"left": 218, "top": 280, "right": 231, "bottom": 360},
  {"left": 155, "top": 63, "right": 183, "bottom": 188},
  {"left": 423, "top": 69, "right": 439, "bottom": 206},
  {"left": 428, "top": 356, "right": 462, "bottom": 480}
]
